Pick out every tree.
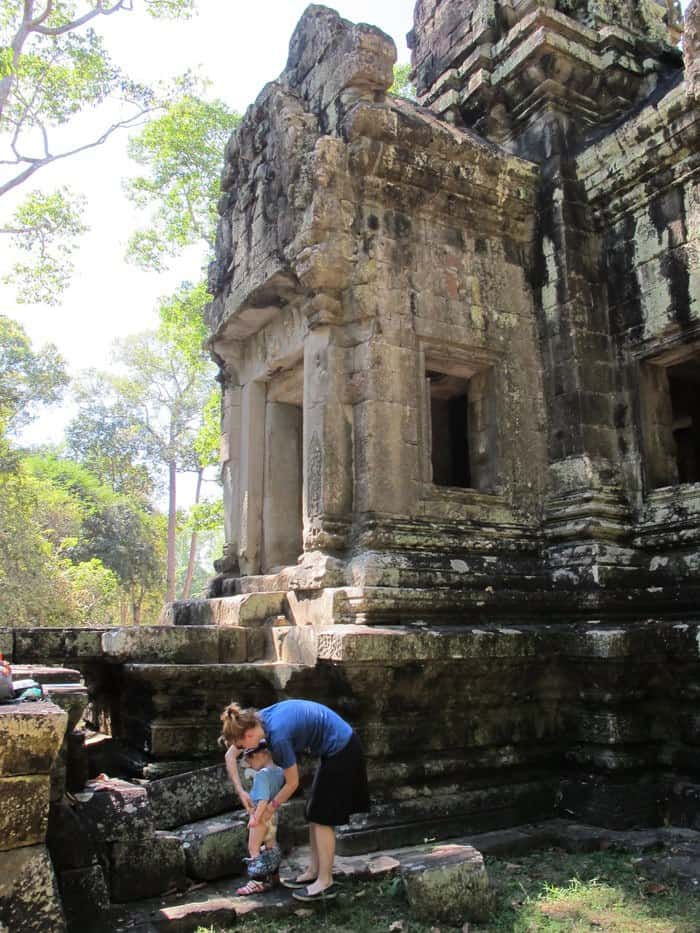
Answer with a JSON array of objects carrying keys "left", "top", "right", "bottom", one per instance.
[
  {"left": 0, "top": 312, "right": 67, "bottom": 435},
  {"left": 124, "top": 96, "right": 240, "bottom": 593},
  {"left": 22, "top": 451, "right": 166, "bottom": 623},
  {"left": 0, "top": 0, "right": 196, "bottom": 301},
  {"left": 68, "top": 323, "right": 214, "bottom": 601},
  {"left": 126, "top": 91, "right": 240, "bottom": 270},
  {"left": 389, "top": 62, "right": 416, "bottom": 101}
]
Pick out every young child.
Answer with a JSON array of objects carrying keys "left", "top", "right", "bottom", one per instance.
[{"left": 236, "top": 738, "right": 284, "bottom": 896}]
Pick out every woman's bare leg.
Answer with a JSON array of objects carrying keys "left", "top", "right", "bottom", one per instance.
[{"left": 304, "top": 823, "right": 335, "bottom": 895}]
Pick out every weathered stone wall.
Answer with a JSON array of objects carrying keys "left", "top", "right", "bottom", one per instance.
[{"left": 0, "top": 701, "right": 68, "bottom": 933}]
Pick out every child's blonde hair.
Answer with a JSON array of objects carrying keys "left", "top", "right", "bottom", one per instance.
[{"left": 218, "top": 702, "right": 262, "bottom": 748}]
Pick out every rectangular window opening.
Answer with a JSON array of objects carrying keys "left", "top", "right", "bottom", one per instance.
[
  {"left": 426, "top": 365, "right": 496, "bottom": 492},
  {"left": 668, "top": 359, "right": 700, "bottom": 484},
  {"left": 640, "top": 349, "right": 700, "bottom": 490}
]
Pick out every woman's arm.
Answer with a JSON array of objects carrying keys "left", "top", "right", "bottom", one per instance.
[
  {"left": 224, "top": 745, "right": 253, "bottom": 812},
  {"left": 263, "top": 762, "right": 300, "bottom": 819}
]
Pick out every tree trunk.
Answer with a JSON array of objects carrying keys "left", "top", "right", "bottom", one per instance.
[
  {"left": 182, "top": 469, "right": 203, "bottom": 599},
  {"left": 166, "top": 459, "right": 177, "bottom": 602}
]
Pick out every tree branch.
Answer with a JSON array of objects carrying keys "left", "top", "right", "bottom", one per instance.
[
  {"left": 0, "top": 107, "right": 159, "bottom": 198},
  {"left": 33, "top": 2, "right": 131, "bottom": 37}
]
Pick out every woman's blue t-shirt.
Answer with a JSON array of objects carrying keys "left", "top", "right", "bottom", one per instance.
[{"left": 260, "top": 700, "right": 352, "bottom": 769}]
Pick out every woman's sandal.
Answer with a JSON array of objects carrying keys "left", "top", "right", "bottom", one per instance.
[
  {"left": 280, "top": 876, "right": 316, "bottom": 890},
  {"left": 291, "top": 883, "right": 338, "bottom": 902},
  {"left": 236, "top": 878, "right": 272, "bottom": 896}
]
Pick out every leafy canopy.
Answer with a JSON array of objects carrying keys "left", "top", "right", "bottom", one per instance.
[
  {"left": 0, "top": 313, "right": 67, "bottom": 432},
  {"left": 125, "top": 90, "right": 241, "bottom": 270}
]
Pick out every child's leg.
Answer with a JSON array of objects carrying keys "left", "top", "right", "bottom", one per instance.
[{"left": 248, "top": 818, "right": 268, "bottom": 858}]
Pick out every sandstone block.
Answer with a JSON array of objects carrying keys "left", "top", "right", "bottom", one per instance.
[
  {"left": 58, "top": 864, "right": 110, "bottom": 931},
  {"left": 218, "top": 627, "right": 250, "bottom": 662},
  {"left": 0, "top": 774, "right": 51, "bottom": 850},
  {"left": 102, "top": 625, "right": 221, "bottom": 664},
  {"left": 109, "top": 832, "right": 186, "bottom": 902},
  {"left": 43, "top": 683, "right": 89, "bottom": 732},
  {"left": 0, "top": 701, "right": 67, "bottom": 776},
  {"left": 10, "top": 664, "right": 82, "bottom": 684},
  {"left": 401, "top": 843, "right": 493, "bottom": 925},
  {"left": 174, "top": 812, "right": 248, "bottom": 881},
  {"left": 148, "top": 764, "right": 239, "bottom": 830},
  {"left": 157, "top": 897, "right": 241, "bottom": 932},
  {"left": 0, "top": 844, "right": 66, "bottom": 933},
  {"left": 48, "top": 799, "right": 101, "bottom": 871},
  {"left": 13, "top": 628, "right": 107, "bottom": 663},
  {"left": 686, "top": 0, "right": 700, "bottom": 103},
  {"left": 74, "top": 778, "right": 154, "bottom": 843}
]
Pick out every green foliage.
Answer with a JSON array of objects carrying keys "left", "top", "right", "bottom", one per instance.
[
  {"left": 0, "top": 313, "right": 67, "bottom": 432},
  {"left": 67, "top": 372, "right": 156, "bottom": 498},
  {"left": 389, "top": 62, "right": 416, "bottom": 101},
  {"left": 158, "top": 279, "right": 209, "bottom": 362},
  {"left": 1, "top": 188, "right": 88, "bottom": 304},
  {"left": 0, "top": 450, "right": 167, "bottom": 625},
  {"left": 125, "top": 92, "right": 241, "bottom": 269}
]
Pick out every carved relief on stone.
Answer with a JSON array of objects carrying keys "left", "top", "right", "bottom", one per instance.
[{"left": 686, "top": 0, "right": 700, "bottom": 102}]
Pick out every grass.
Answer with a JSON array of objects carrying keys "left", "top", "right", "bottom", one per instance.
[{"left": 196, "top": 847, "right": 700, "bottom": 932}]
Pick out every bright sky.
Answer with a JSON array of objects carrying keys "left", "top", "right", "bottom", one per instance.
[{"left": 1, "top": 1, "right": 414, "bottom": 446}]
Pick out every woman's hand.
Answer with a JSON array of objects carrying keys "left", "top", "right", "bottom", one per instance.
[{"left": 224, "top": 744, "right": 253, "bottom": 812}]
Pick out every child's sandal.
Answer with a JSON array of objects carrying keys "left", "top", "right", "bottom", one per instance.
[{"left": 236, "top": 878, "right": 270, "bottom": 896}]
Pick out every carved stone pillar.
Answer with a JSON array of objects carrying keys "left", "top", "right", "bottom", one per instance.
[
  {"left": 238, "top": 381, "right": 266, "bottom": 576},
  {"left": 219, "top": 383, "right": 241, "bottom": 575}
]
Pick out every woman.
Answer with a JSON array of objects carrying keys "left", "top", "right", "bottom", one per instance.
[{"left": 220, "top": 698, "right": 370, "bottom": 901}]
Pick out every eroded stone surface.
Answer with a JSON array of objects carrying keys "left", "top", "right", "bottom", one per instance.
[
  {"left": 401, "top": 843, "right": 493, "bottom": 924},
  {"left": 686, "top": 0, "right": 700, "bottom": 102},
  {"left": 0, "top": 845, "right": 66, "bottom": 933},
  {"left": 109, "top": 832, "right": 186, "bottom": 902},
  {"left": 174, "top": 812, "right": 248, "bottom": 881},
  {"left": 148, "top": 764, "right": 239, "bottom": 830},
  {"left": 0, "top": 701, "right": 67, "bottom": 776}
]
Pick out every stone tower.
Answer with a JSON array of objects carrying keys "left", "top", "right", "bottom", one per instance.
[{"left": 196, "top": 0, "right": 700, "bottom": 832}]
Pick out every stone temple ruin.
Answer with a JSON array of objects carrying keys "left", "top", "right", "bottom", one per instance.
[{"left": 2, "top": 0, "right": 700, "bottom": 929}]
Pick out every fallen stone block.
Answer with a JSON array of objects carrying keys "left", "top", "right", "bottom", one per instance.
[
  {"left": 148, "top": 764, "right": 240, "bottom": 830},
  {"left": 400, "top": 843, "right": 493, "bottom": 925},
  {"left": 157, "top": 897, "right": 238, "bottom": 933},
  {"left": 58, "top": 864, "right": 110, "bottom": 932},
  {"left": 109, "top": 832, "right": 187, "bottom": 902},
  {"left": 0, "top": 774, "right": 51, "bottom": 851},
  {"left": 0, "top": 701, "right": 67, "bottom": 776},
  {"left": 0, "top": 844, "right": 66, "bottom": 933},
  {"left": 74, "top": 777, "right": 154, "bottom": 843},
  {"left": 174, "top": 813, "right": 248, "bottom": 881}
]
